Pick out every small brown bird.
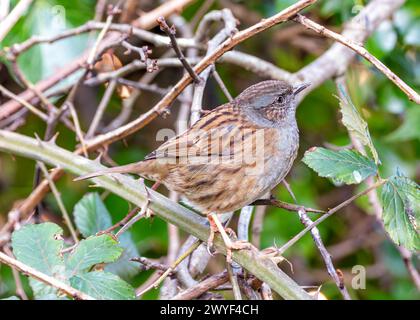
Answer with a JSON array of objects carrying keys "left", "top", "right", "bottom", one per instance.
[{"left": 75, "top": 80, "right": 309, "bottom": 262}]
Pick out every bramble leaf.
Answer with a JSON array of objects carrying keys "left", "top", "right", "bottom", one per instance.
[
  {"left": 302, "top": 147, "right": 377, "bottom": 185},
  {"left": 70, "top": 271, "right": 136, "bottom": 300},
  {"left": 65, "top": 234, "right": 123, "bottom": 276},
  {"left": 337, "top": 85, "right": 379, "bottom": 164},
  {"left": 381, "top": 174, "right": 420, "bottom": 251}
]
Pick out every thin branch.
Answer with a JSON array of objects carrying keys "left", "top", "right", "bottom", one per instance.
[
  {"left": 282, "top": 181, "right": 351, "bottom": 299},
  {"left": 212, "top": 68, "right": 233, "bottom": 101},
  {"left": 0, "top": 84, "right": 48, "bottom": 121},
  {"left": 277, "top": 179, "right": 388, "bottom": 255},
  {"left": 131, "top": 257, "right": 170, "bottom": 273},
  {"left": 86, "top": 3, "right": 121, "bottom": 67},
  {"left": 133, "top": 0, "right": 197, "bottom": 30},
  {"left": 252, "top": 198, "right": 325, "bottom": 214},
  {"left": 298, "top": 208, "right": 351, "bottom": 300},
  {"left": 0, "top": 251, "right": 94, "bottom": 300},
  {"left": 0, "top": 0, "right": 33, "bottom": 42},
  {"left": 136, "top": 240, "right": 201, "bottom": 297},
  {"left": 227, "top": 263, "right": 242, "bottom": 300},
  {"left": 294, "top": 13, "right": 419, "bottom": 104},
  {"left": 171, "top": 271, "right": 229, "bottom": 300},
  {"left": 37, "top": 161, "right": 79, "bottom": 244},
  {"left": 2, "top": 246, "right": 28, "bottom": 300},
  {"left": 157, "top": 17, "right": 201, "bottom": 83},
  {"left": 85, "top": 79, "right": 117, "bottom": 139}
]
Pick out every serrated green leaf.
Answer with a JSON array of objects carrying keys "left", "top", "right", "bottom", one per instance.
[
  {"left": 381, "top": 174, "right": 420, "bottom": 251},
  {"left": 73, "top": 193, "right": 113, "bottom": 237},
  {"left": 72, "top": 193, "right": 140, "bottom": 278},
  {"left": 70, "top": 271, "right": 135, "bottom": 300},
  {"left": 11, "top": 222, "right": 67, "bottom": 298},
  {"left": 105, "top": 232, "right": 139, "bottom": 280},
  {"left": 302, "top": 147, "right": 377, "bottom": 185},
  {"left": 65, "top": 234, "right": 123, "bottom": 276},
  {"left": 337, "top": 85, "right": 379, "bottom": 164}
]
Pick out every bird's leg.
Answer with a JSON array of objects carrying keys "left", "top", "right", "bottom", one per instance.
[
  {"left": 206, "top": 213, "right": 218, "bottom": 256},
  {"left": 207, "top": 213, "right": 251, "bottom": 263}
]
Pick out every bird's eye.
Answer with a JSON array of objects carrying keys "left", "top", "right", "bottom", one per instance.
[{"left": 276, "top": 95, "right": 285, "bottom": 104}]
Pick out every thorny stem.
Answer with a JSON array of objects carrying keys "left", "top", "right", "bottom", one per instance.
[{"left": 0, "top": 130, "right": 312, "bottom": 300}]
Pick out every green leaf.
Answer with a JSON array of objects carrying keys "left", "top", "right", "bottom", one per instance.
[
  {"left": 302, "top": 147, "right": 377, "bottom": 185},
  {"left": 337, "top": 85, "right": 380, "bottom": 164},
  {"left": 73, "top": 193, "right": 113, "bottom": 237},
  {"left": 1, "top": 296, "right": 20, "bottom": 300},
  {"left": 11, "top": 222, "right": 66, "bottom": 298},
  {"left": 386, "top": 107, "right": 420, "bottom": 142},
  {"left": 1, "top": 0, "right": 94, "bottom": 84},
  {"left": 65, "top": 234, "right": 123, "bottom": 276},
  {"left": 73, "top": 193, "right": 140, "bottom": 278},
  {"left": 105, "top": 232, "right": 140, "bottom": 280},
  {"left": 381, "top": 174, "right": 420, "bottom": 251},
  {"left": 70, "top": 271, "right": 136, "bottom": 300}
]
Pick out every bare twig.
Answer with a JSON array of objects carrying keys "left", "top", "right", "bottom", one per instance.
[
  {"left": 227, "top": 263, "right": 242, "bottom": 300},
  {"left": 133, "top": 0, "right": 197, "bottom": 30},
  {"left": 0, "top": 251, "right": 94, "bottom": 300},
  {"left": 157, "top": 17, "right": 201, "bottom": 83},
  {"left": 212, "top": 68, "right": 233, "bottom": 101},
  {"left": 131, "top": 257, "right": 170, "bottom": 273},
  {"left": 0, "top": 0, "right": 33, "bottom": 42},
  {"left": 278, "top": 179, "right": 387, "bottom": 255},
  {"left": 3, "top": 246, "right": 28, "bottom": 300},
  {"left": 37, "top": 161, "right": 79, "bottom": 244},
  {"left": 298, "top": 208, "right": 351, "bottom": 300},
  {"left": 86, "top": 79, "right": 117, "bottom": 139},
  {"left": 252, "top": 198, "right": 325, "bottom": 214},
  {"left": 136, "top": 240, "right": 201, "bottom": 297},
  {"left": 86, "top": 3, "right": 120, "bottom": 67},
  {"left": 171, "top": 271, "right": 229, "bottom": 300},
  {"left": 294, "top": 9, "right": 419, "bottom": 104},
  {"left": 282, "top": 181, "right": 351, "bottom": 299},
  {"left": 0, "top": 85, "right": 48, "bottom": 121}
]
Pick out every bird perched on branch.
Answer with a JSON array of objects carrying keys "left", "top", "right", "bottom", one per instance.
[{"left": 75, "top": 80, "right": 310, "bottom": 263}]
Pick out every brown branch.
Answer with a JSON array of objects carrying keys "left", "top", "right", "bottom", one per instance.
[
  {"left": 171, "top": 271, "right": 229, "bottom": 300},
  {"left": 297, "top": 208, "right": 351, "bottom": 300},
  {"left": 133, "top": 0, "right": 197, "bottom": 30},
  {"left": 252, "top": 198, "right": 325, "bottom": 214},
  {"left": 0, "top": 0, "right": 33, "bottom": 42},
  {"left": 278, "top": 178, "right": 387, "bottom": 254},
  {"left": 294, "top": 14, "right": 420, "bottom": 104},
  {"left": 0, "top": 251, "right": 94, "bottom": 300},
  {"left": 157, "top": 16, "right": 201, "bottom": 83}
]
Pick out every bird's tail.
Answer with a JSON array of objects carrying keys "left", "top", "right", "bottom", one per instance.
[{"left": 73, "top": 163, "right": 143, "bottom": 182}]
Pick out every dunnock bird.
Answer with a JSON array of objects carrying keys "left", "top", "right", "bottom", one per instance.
[{"left": 75, "top": 80, "right": 310, "bottom": 262}]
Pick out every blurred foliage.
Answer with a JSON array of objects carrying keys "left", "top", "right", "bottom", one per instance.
[{"left": 0, "top": 0, "right": 419, "bottom": 300}]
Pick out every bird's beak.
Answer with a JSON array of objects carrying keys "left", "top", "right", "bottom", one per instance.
[{"left": 293, "top": 82, "right": 311, "bottom": 95}]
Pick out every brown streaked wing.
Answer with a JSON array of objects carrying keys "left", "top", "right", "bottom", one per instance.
[{"left": 144, "top": 104, "right": 257, "bottom": 162}]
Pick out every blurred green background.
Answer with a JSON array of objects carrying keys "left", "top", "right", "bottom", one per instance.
[{"left": 0, "top": 0, "right": 419, "bottom": 300}]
